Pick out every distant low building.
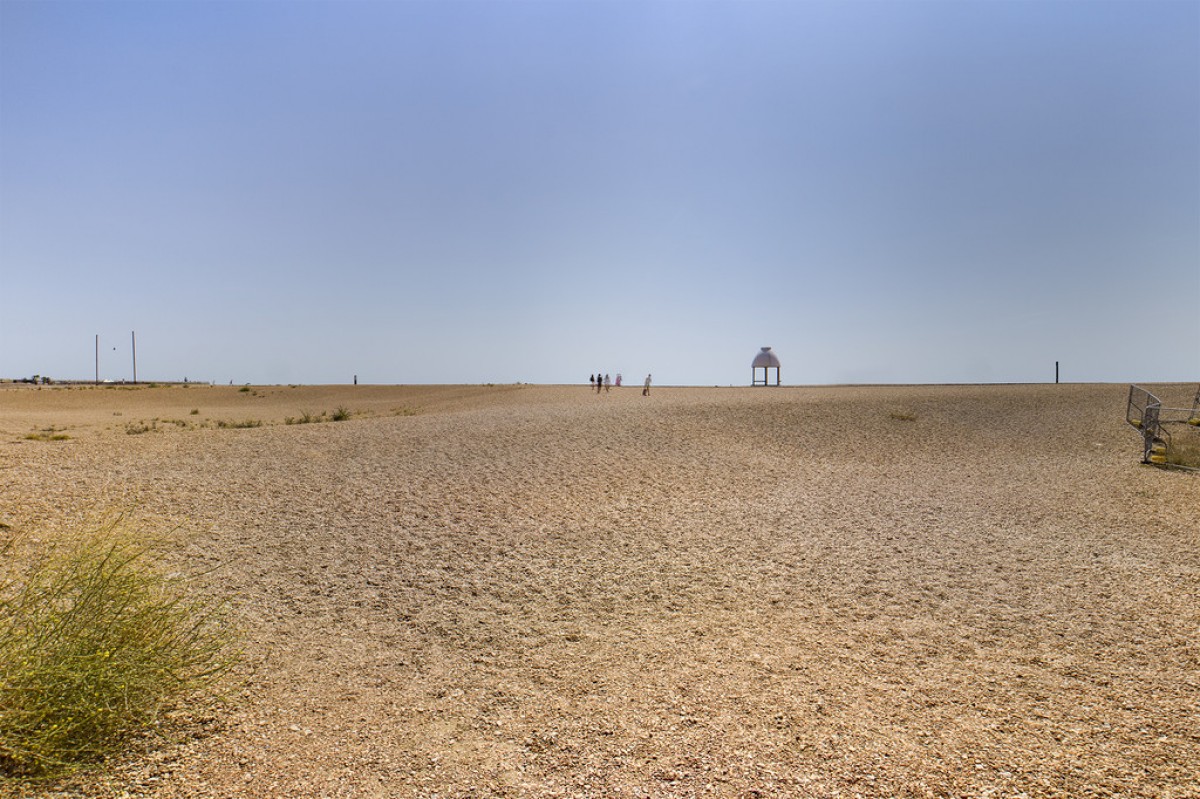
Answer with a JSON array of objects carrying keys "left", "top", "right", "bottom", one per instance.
[{"left": 751, "top": 347, "right": 781, "bottom": 386}]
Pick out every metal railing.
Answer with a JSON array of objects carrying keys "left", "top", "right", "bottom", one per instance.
[
  {"left": 1127, "top": 385, "right": 1165, "bottom": 462},
  {"left": 1127, "top": 384, "right": 1200, "bottom": 465}
]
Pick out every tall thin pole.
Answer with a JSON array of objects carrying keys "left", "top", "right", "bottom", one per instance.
[
  {"left": 95, "top": 334, "right": 99, "bottom": 385},
  {"left": 1055, "top": 361, "right": 1059, "bottom": 384},
  {"left": 131, "top": 331, "right": 137, "bottom": 384}
]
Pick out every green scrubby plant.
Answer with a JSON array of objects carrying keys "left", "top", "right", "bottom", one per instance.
[
  {"left": 330, "top": 406, "right": 351, "bottom": 422},
  {"left": 23, "top": 428, "right": 70, "bottom": 442},
  {"left": 215, "top": 419, "right": 262, "bottom": 429},
  {"left": 291, "top": 410, "right": 319, "bottom": 425},
  {"left": 0, "top": 519, "right": 239, "bottom": 777}
]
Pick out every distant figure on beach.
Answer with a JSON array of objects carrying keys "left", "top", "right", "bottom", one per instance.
[
  {"left": 615, "top": 373, "right": 622, "bottom": 387},
  {"left": 597, "top": 370, "right": 603, "bottom": 393},
  {"left": 603, "top": 373, "right": 611, "bottom": 392},
  {"left": 589, "top": 374, "right": 595, "bottom": 389},
  {"left": 643, "top": 374, "right": 651, "bottom": 396}
]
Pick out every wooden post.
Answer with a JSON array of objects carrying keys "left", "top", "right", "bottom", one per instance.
[
  {"left": 131, "top": 331, "right": 137, "bottom": 384},
  {"left": 1055, "top": 361, "right": 1059, "bottom": 384}
]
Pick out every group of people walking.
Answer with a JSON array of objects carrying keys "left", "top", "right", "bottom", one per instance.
[
  {"left": 589, "top": 373, "right": 613, "bottom": 393},
  {"left": 589, "top": 372, "right": 651, "bottom": 395}
]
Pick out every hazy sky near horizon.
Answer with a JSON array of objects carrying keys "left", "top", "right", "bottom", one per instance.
[{"left": 1, "top": 0, "right": 1197, "bottom": 386}]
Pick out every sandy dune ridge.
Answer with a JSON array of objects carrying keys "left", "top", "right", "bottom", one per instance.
[{"left": 1, "top": 382, "right": 1197, "bottom": 798}]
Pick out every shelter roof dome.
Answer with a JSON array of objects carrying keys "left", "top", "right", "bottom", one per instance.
[{"left": 752, "top": 347, "right": 781, "bottom": 368}]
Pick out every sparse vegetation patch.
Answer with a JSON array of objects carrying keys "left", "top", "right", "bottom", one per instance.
[
  {"left": 23, "top": 428, "right": 70, "bottom": 442},
  {"left": 1165, "top": 432, "right": 1200, "bottom": 469},
  {"left": 284, "top": 408, "right": 354, "bottom": 425},
  {"left": 215, "top": 419, "right": 262, "bottom": 429}
]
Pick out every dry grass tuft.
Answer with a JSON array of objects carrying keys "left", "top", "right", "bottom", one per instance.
[
  {"left": 214, "top": 419, "right": 261, "bottom": 429},
  {"left": 23, "top": 428, "right": 70, "bottom": 442},
  {"left": 0, "top": 519, "right": 239, "bottom": 778},
  {"left": 1165, "top": 430, "right": 1200, "bottom": 468}
]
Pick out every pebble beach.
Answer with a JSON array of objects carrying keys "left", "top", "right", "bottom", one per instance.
[{"left": 1, "top": 382, "right": 1197, "bottom": 798}]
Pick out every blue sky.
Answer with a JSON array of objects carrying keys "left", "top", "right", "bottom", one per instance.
[{"left": 1, "top": 0, "right": 1196, "bottom": 385}]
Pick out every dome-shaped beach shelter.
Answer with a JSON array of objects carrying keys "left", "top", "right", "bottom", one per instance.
[{"left": 752, "top": 346, "right": 781, "bottom": 386}]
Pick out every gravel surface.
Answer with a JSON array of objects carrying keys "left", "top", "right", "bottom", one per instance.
[{"left": 1, "top": 382, "right": 1197, "bottom": 798}]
